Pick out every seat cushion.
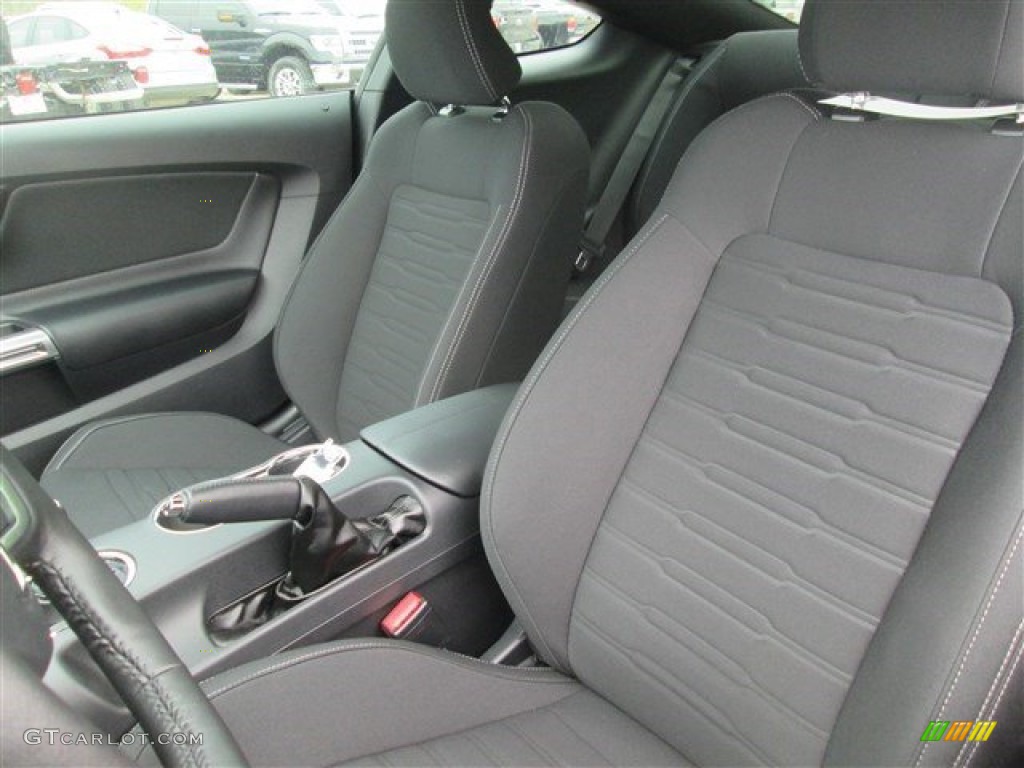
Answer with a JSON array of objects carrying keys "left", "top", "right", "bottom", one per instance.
[
  {"left": 40, "top": 412, "right": 288, "bottom": 539},
  {"left": 173, "top": 641, "right": 684, "bottom": 767}
]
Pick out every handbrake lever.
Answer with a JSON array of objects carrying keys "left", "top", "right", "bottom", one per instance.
[
  {"left": 156, "top": 475, "right": 321, "bottom": 527},
  {"left": 157, "top": 475, "right": 425, "bottom": 599}
]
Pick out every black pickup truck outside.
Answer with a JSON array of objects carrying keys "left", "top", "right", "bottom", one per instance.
[{"left": 147, "top": 0, "right": 360, "bottom": 96}]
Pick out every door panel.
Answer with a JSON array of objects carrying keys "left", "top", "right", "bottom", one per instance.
[
  {"left": 0, "top": 92, "right": 354, "bottom": 474},
  {"left": 0, "top": 173, "right": 263, "bottom": 293}
]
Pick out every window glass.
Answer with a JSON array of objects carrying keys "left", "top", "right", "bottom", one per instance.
[
  {"left": 754, "top": 0, "right": 805, "bottom": 23},
  {"left": 6, "top": 18, "right": 31, "bottom": 48},
  {"left": 0, "top": 0, "right": 600, "bottom": 123},
  {"left": 31, "top": 16, "right": 72, "bottom": 45},
  {"left": 66, "top": 19, "right": 89, "bottom": 41},
  {"left": 492, "top": 1, "right": 601, "bottom": 54},
  {"left": 0, "top": 0, "right": 387, "bottom": 122}
]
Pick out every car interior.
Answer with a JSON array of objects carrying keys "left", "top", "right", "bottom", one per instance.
[{"left": 1, "top": 1, "right": 1021, "bottom": 767}]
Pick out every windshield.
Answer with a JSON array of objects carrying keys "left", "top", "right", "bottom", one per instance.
[{"left": 249, "top": 0, "right": 328, "bottom": 15}]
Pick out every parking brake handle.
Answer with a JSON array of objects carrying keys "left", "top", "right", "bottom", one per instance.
[
  {"left": 158, "top": 476, "right": 425, "bottom": 599},
  {"left": 157, "top": 475, "right": 320, "bottom": 527}
]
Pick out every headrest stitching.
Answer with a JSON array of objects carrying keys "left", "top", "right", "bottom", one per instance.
[
  {"left": 781, "top": 91, "right": 823, "bottom": 122},
  {"left": 796, "top": 33, "right": 812, "bottom": 86},
  {"left": 455, "top": 0, "right": 497, "bottom": 102}
]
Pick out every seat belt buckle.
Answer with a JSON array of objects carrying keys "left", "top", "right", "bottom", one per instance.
[
  {"left": 575, "top": 236, "right": 605, "bottom": 276},
  {"left": 380, "top": 591, "right": 431, "bottom": 639}
]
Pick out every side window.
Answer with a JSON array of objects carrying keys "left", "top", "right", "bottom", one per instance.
[
  {"left": 492, "top": 0, "right": 602, "bottom": 54},
  {"left": 32, "top": 16, "right": 81, "bottom": 45},
  {"left": 753, "top": 1, "right": 805, "bottom": 23},
  {"left": 6, "top": 18, "right": 31, "bottom": 48},
  {"left": 66, "top": 20, "right": 89, "bottom": 42},
  {"left": 0, "top": 0, "right": 390, "bottom": 122},
  {"left": 0, "top": 0, "right": 595, "bottom": 123}
]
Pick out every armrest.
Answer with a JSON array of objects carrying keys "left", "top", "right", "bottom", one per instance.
[{"left": 360, "top": 383, "right": 518, "bottom": 498}]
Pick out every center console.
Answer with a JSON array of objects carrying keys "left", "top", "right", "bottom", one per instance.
[{"left": 43, "top": 384, "right": 518, "bottom": 735}]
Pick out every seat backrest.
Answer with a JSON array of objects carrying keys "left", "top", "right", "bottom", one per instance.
[
  {"left": 274, "top": 0, "right": 589, "bottom": 442},
  {"left": 483, "top": 1, "right": 1022, "bottom": 765},
  {"left": 627, "top": 29, "right": 808, "bottom": 237}
]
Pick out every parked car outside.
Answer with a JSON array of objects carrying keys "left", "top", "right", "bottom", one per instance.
[
  {"left": 492, "top": 0, "right": 599, "bottom": 54},
  {"left": 148, "top": 0, "right": 363, "bottom": 97},
  {"left": 491, "top": 0, "right": 542, "bottom": 54},
  {"left": 316, "top": 0, "right": 385, "bottom": 83},
  {"left": 6, "top": 2, "right": 218, "bottom": 107},
  {"left": 2, "top": 13, "right": 144, "bottom": 121}
]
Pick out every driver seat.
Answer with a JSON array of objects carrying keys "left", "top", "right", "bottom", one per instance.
[{"left": 155, "top": 1, "right": 1023, "bottom": 765}]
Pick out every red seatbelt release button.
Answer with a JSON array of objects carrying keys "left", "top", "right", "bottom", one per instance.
[{"left": 380, "top": 592, "right": 430, "bottom": 638}]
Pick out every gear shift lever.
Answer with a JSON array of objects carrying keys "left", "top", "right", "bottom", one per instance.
[{"left": 158, "top": 476, "right": 425, "bottom": 598}]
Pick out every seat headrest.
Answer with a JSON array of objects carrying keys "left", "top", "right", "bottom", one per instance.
[
  {"left": 387, "top": 0, "right": 522, "bottom": 106},
  {"left": 799, "top": 0, "right": 1023, "bottom": 102}
]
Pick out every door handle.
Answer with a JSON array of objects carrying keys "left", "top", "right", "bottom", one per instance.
[{"left": 0, "top": 328, "right": 59, "bottom": 375}]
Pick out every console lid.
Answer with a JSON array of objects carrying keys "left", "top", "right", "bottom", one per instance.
[{"left": 360, "top": 384, "right": 517, "bottom": 498}]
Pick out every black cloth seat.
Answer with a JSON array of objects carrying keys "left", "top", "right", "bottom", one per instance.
[
  {"left": 164, "top": 1, "right": 1023, "bottom": 766},
  {"left": 41, "top": 0, "right": 590, "bottom": 539}
]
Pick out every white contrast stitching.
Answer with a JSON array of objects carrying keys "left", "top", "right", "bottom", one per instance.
[
  {"left": 794, "top": 10, "right": 813, "bottom": 84},
  {"left": 780, "top": 90, "right": 823, "bottom": 122},
  {"left": 455, "top": 0, "right": 496, "bottom": 101},
  {"left": 480, "top": 213, "right": 671, "bottom": 667},
  {"left": 426, "top": 106, "right": 533, "bottom": 404},
  {"left": 962, "top": 638, "right": 1022, "bottom": 768},
  {"left": 44, "top": 412, "right": 257, "bottom": 474},
  {"left": 202, "top": 641, "right": 565, "bottom": 701},
  {"left": 413, "top": 211, "right": 503, "bottom": 407},
  {"left": 916, "top": 526, "right": 1024, "bottom": 766},
  {"left": 954, "top": 619, "right": 1024, "bottom": 768},
  {"left": 796, "top": 40, "right": 812, "bottom": 84},
  {"left": 972, "top": 620, "right": 1024, "bottom": 731}
]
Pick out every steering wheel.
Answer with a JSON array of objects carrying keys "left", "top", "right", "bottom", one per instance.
[{"left": 0, "top": 446, "right": 249, "bottom": 768}]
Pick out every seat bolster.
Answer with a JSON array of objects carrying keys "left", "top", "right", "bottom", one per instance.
[
  {"left": 416, "top": 101, "right": 589, "bottom": 407},
  {"left": 274, "top": 103, "right": 434, "bottom": 440},
  {"left": 193, "top": 640, "right": 584, "bottom": 767},
  {"left": 40, "top": 412, "right": 287, "bottom": 538},
  {"left": 826, "top": 335, "right": 1024, "bottom": 766}
]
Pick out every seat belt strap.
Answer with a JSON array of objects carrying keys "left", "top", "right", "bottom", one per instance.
[
  {"left": 820, "top": 92, "right": 1024, "bottom": 123},
  {"left": 575, "top": 58, "right": 691, "bottom": 275}
]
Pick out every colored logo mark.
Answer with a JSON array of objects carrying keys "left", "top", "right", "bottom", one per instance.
[{"left": 920, "top": 721, "right": 997, "bottom": 743}]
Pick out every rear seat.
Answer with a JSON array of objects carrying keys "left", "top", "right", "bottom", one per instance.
[{"left": 624, "top": 29, "right": 809, "bottom": 239}]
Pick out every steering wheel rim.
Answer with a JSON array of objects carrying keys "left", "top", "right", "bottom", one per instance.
[{"left": 1, "top": 446, "right": 249, "bottom": 768}]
